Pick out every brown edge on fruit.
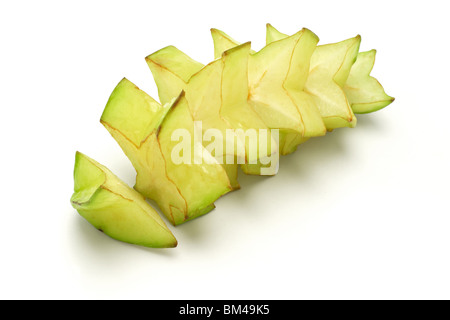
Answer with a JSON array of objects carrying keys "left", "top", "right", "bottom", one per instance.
[
  {"left": 100, "top": 101, "right": 189, "bottom": 225},
  {"left": 145, "top": 47, "right": 206, "bottom": 85},
  {"left": 80, "top": 154, "right": 177, "bottom": 243},
  {"left": 154, "top": 91, "right": 190, "bottom": 221},
  {"left": 335, "top": 35, "right": 361, "bottom": 123},
  {"left": 155, "top": 91, "right": 185, "bottom": 138}
]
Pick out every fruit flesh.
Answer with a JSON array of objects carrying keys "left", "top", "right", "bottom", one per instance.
[
  {"left": 101, "top": 78, "right": 232, "bottom": 225},
  {"left": 70, "top": 152, "right": 178, "bottom": 248},
  {"left": 305, "top": 36, "right": 360, "bottom": 130},
  {"left": 344, "top": 49, "right": 395, "bottom": 113},
  {"left": 266, "top": 24, "right": 393, "bottom": 115},
  {"left": 211, "top": 28, "right": 326, "bottom": 154},
  {"left": 146, "top": 45, "right": 204, "bottom": 105},
  {"left": 71, "top": 25, "right": 394, "bottom": 247},
  {"left": 146, "top": 43, "right": 279, "bottom": 182},
  {"left": 266, "top": 24, "right": 360, "bottom": 130}
]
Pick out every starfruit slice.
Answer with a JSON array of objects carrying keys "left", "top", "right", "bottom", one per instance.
[
  {"left": 211, "top": 27, "right": 326, "bottom": 154},
  {"left": 146, "top": 43, "right": 279, "bottom": 185},
  {"left": 267, "top": 24, "right": 393, "bottom": 115},
  {"left": 70, "top": 151, "right": 177, "bottom": 248},
  {"left": 100, "top": 78, "right": 232, "bottom": 225},
  {"left": 266, "top": 24, "right": 360, "bottom": 130},
  {"left": 343, "top": 49, "right": 395, "bottom": 113}
]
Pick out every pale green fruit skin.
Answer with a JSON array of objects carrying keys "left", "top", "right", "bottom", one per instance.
[
  {"left": 211, "top": 28, "right": 256, "bottom": 58},
  {"left": 265, "top": 23, "right": 286, "bottom": 44},
  {"left": 248, "top": 29, "right": 326, "bottom": 152},
  {"left": 145, "top": 45, "right": 204, "bottom": 105},
  {"left": 101, "top": 78, "right": 232, "bottom": 225},
  {"left": 70, "top": 152, "right": 177, "bottom": 248},
  {"left": 146, "top": 43, "right": 279, "bottom": 180},
  {"left": 344, "top": 50, "right": 395, "bottom": 113},
  {"left": 266, "top": 24, "right": 359, "bottom": 131},
  {"left": 306, "top": 36, "right": 360, "bottom": 130},
  {"left": 267, "top": 23, "right": 393, "bottom": 115},
  {"left": 211, "top": 27, "right": 326, "bottom": 155},
  {"left": 156, "top": 91, "right": 233, "bottom": 219}
]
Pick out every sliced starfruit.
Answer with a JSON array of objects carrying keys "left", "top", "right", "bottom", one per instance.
[
  {"left": 146, "top": 42, "right": 279, "bottom": 184},
  {"left": 267, "top": 24, "right": 393, "bottom": 115},
  {"left": 100, "top": 78, "right": 232, "bottom": 225},
  {"left": 71, "top": 25, "right": 395, "bottom": 247},
  {"left": 70, "top": 152, "right": 177, "bottom": 248},
  {"left": 343, "top": 49, "right": 395, "bottom": 113},
  {"left": 211, "top": 27, "right": 326, "bottom": 154},
  {"left": 266, "top": 24, "right": 360, "bottom": 130}
]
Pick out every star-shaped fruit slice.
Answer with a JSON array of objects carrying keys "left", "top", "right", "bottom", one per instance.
[
  {"left": 343, "top": 49, "right": 395, "bottom": 113},
  {"left": 146, "top": 43, "right": 279, "bottom": 183},
  {"left": 100, "top": 78, "right": 232, "bottom": 225},
  {"left": 267, "top": 24, "right": 392, "bottom": 115},
  {"left": 211, "top": 27, "right": 327, "bottom": 154},
  {"left": 70, "top": 151, "right": 178, "bottom": 248}
]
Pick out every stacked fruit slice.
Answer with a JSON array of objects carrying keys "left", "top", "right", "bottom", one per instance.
[{"left": 70, "top": 25, "right": 394, "bottom": 248}]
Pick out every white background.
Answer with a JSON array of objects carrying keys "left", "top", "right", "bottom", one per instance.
[{"left": 1, "top": 0, "right": 449, "bottom": 300}]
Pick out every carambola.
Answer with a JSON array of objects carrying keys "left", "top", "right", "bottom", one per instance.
[{"left": 70, "top": 25, "right": 394, "bottom": 248}]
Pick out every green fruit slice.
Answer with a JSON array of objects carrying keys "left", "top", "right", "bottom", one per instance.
[
  {"left": 146, "top": 43, "right": 279, "bottom": 181},
  {"left": 70, "top": 152, "right": 177, "bottom": 248},
  {"left": 344, "top": 49, "right": 395, "bottom": 113},
  {"left": 211, "top": 28, "right": 326, "bottom": 154},
  {"left": 267, "top": 24, "right": 393, "bottom": 115},
  {"left": 145, "top": 45, "right": 204, "bottom": 105},
  {"left": 101, "top": 78, "right": 232, "bottom": 225},
  {"left": 265, "top": 24, "right": 360, "bottom": 130}
]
